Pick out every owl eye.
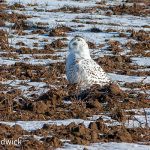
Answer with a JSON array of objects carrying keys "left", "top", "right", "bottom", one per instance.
[{"left": 72, "top": 42, "right": 77, "bottom": 46}]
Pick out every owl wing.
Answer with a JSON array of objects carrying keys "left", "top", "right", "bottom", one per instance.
[{"left": 78, "top": 59, "right": 111, "bottom": 85}]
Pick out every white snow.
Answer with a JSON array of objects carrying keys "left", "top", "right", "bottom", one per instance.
[
  {"left": 0, "top": 119, "right": 92, "bottom": 131},
  {"left": 132, "top": 57, "right": 150, "bottom": 67},
  {"left": 109, "top": 73, "right": 150, "bottom": 84},
  {"left": 1, "top": 108, "right": 150, "bottom": 131},
  {"left": 7, "top": 0, "right": 98, "bottom": 8},
  {"left": 1, "top": 0, "right": 150, "bottom": 149},
  {"left": 57, "top": 142, "right": 150, "bottom": 150}
]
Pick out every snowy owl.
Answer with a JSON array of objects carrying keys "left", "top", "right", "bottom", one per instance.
[{"left": 66, "top": 36, "right": 111, "bottom": 89}]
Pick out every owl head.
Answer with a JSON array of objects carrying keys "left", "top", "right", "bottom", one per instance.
[{"left": 68, "top": 36, "right": 91, "bottom": 59}]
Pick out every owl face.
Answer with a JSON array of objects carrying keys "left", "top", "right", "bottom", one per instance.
[
  {"left": 69, "top": 36, "right": 88, "bottom": 52},
  {"left": 69, "top": 36, "right": 90, "bottom": 59}
]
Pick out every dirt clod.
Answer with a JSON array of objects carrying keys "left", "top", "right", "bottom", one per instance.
[{"left": 49, "top": 26, "right": 72, "bottom": 37}]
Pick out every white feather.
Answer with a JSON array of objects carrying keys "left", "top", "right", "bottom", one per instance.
[{"left": 66, "top": 36, "right": 110, "bottom": 89}]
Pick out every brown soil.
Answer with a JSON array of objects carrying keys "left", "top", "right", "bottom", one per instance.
[
  {"left": 130, "top": 30, "right": 150, "bottom": 42},
  {"left": 0, "top": 20, "right": 5, "bottom": 27},
  {"left": 87, "top": 41, "right": 97, "bottom": 49},
  {"left": 9, "top": 3, "right": 25, "bottom": 9},
  {"left": 126, "top": 0, "right": 150, "bottom": 4},
  {"left": 96, "top": 55, "right": 139, "bottom": 75},
  {"left": 32, "top": 29, "right": 47, "bottom": 34},
  {"left": 49, "top": 26, "right": 73, "bottom": 37},
  {"left": 0, "top": 12, "right": 29, "bottom": 23},
  {"left": 0, "top": 1, "right": 150, "bottom": 149},
  {"left": 12, "top": 20, "right": 29, "bottom": 30},
  {"left": 47, "top": 39, "right": 67, "bottom": 49},
  {"left": 108, "top": 40, "right": 123, "bottom": 54},
  {"left": 110, "top": 3, "right": 150, "bottom": 16},
  {"left": 48, "top": 6, "right": 97, "bottom": 14},
  {"left": 0, "top": 30, "right": 9, "bottom": 49}
]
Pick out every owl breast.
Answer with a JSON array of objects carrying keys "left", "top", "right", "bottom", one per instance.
[{"left": 66, "top": 53, "right": 79, "bottom": 84}]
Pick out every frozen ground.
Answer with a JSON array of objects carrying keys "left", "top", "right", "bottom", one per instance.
[
  {"left": 1, "top": 0, "right": 150, "bottom": 97},
  {"left": 1, "top": 108, "right": 150, "bottom": 130},
  {"left": 0, "top": 0, "right": 150, "bottom": 149},
  {"left": 57, "top": 142, "right": 150, "bottom": 150}
]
